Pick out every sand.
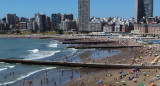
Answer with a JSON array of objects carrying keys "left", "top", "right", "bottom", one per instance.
[{"left": 65, "top": 39, "right": 160, "bottom": 86}]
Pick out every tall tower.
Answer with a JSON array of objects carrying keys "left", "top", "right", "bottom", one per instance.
[
  {"left": 135, "top": 0, "right": 153, "bottom": 23},
  {"left": 78, "top": 0, "right": 90, "bottom": 32}
]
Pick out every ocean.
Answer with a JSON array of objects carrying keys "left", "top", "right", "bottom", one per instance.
[{"left": 0, "top": 38, "right": 119, "bottom": 86}]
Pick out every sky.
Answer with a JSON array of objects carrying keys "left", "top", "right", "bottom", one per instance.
[{"left": 0, "top": 0, "right": 159, "bottom": 19}]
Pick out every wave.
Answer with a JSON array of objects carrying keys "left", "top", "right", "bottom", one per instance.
[
  {"left": 25, "top": 50, "right": 60, "bottom": 60},
  {"left": 27, "top": 49, "right": 39, "bottom": 53},
  {"left": 70, "top": 48, "right": 77, "bottom": 55},
  {"left": 47, "top": 43, "right": 58, "bottom": 48},
  {"left": 0, "top": 67, "right": 56, "bottom": 85},
  {"left": 0, "top": 68, "right": 7, "bottom": 71},
  {"left": 8, "top": 65, "right": 15, "bottom": 68}
]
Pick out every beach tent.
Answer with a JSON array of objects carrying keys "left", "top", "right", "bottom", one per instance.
[
  {"left": 98, "top": 81, "right": 102, "bottom": 84},
  {"left": 139, "top": 83, "right": 144, "bottom": 86}
]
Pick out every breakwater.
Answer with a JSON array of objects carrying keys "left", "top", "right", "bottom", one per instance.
[
  {"left": 0, "top": 58, "right": 159, "bottom": 69},
  {"left": 62, "top": 41, "right": 115, "bottom": 44},
  {"left": 67, "top": 46, "right": 142, "bottom": 49}
]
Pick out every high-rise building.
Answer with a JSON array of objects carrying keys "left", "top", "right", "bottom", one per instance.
[
  {"left": 27, "top": 18, "right": 35, "bottom": 31},
  {"left": 51, "top": 13, "right": 61, "bottom": 30},
  {"left": 78, "top": 0, "right": 90, "bottom": 32},
  {"left": 135, "top": 0, "right": 153, "bottom": 23},
  {"left": 35, "top": 13, "right": 47, "bottom": 32},
  {"left": 61, "top": 14, "right": 73, "bottom": 21},
  {"left": 46, "top": 16, "right": 51, "bottom": 31},
  {"left": 5, "top": 14, "right": 16, "bottom": 24}
]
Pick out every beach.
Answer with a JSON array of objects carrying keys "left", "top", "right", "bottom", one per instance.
[
  {"left": 65, "top": 38, "right": 160, "bottom": 86},
  {"left": 0, "top": 34, "right": 159, "bottom": 86}
]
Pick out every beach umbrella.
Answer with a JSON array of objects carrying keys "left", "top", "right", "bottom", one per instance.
[
  {"left": 133, "top": 78, "right": 137, "bottom": 82},
  {"left": 120, "top": 71, "right": 124, "bottom": 74},
  {"left": 121, "top": 80, "right": 125, "bottom": 83},
  {"left": 139, "top": 83, "right": 144, "bottom": 86},
  {"left": 129, "top": 77, "right": 132, "bottom": 80},
  {"left": 98, "top": 81, "right": 102, "bottom": 84},
  {"left": 135, "top": 73, "right": 139, "bottom": 77},
  {"left": 132, "top": 68, "right": 135, "bottom": 71},
  {"left": 155, "top": 54, "right": 158, "bottom": 57},
  {"left": 152, "top": 57, "right": 156, "bottom": 60},
  {"left": 150, "top": 82, "right": 155, "bottom": 85},
  {"left": 121, "top": 72, "right": 125, "bottom": 75},
  {"left": 156, "top": 74, "right": 160, "bottom": 77},
  {"left": 131, "top": 70, "right": 134, "bottom": 73}
]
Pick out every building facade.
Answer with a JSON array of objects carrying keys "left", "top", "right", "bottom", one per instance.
[
  {"left": 135, "top": 0, "right": 153, "bottom": 23},
  {"left": 103, "top": 25, "right": 113, "bottom": 32},
  {"left": 35, "top": 13, "right": 47, "bottom": 32},
  {"left": 78, "top": 0, "right": 90, "bottom": 32},
  {"left": 51, "top": 13, "right": 61, "bottom": 30},
  {"left": 19, "top": 22, "right": 27, "bottom": 30},
  {"left": 5, "top": 14, "right": 16, "bottom": 25},
  {"left": 138, "top": 24, "right": 160, "bottom": 34},
  {"left": 61, "top": 14, "right": 73, "bottom": 21},
  {"left": 88, "top": 21, "right": 102, "bottom": 32},
  {"left": 46, "top": 16, "right": 51, "bottom": 31},
  {"left": 60, "top": 20, "right": 77, "bottom": 31}
]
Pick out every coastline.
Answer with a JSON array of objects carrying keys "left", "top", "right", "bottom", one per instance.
[
  {"left": 0, "top": 34, "right": 160, "bottom": 86},
  {"left": 0, "top": 35, "right": 122, "bottom": 86}
]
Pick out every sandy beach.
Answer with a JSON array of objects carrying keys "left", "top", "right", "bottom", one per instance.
[
  {"left": 0, "top": 34, "right": 160, "bottom": 86},
  {"left": 64, "top": 36, "right": 160, "bottom": 86}
]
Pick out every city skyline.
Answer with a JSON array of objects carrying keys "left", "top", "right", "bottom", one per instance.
[{"left": 0, "top": 0, "right": 160, "bottom": 19}]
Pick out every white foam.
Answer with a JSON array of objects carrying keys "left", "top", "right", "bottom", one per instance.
[
  {"left": 0, "top": 67, "right": 56, "bottom": 85},
  {"left": 28, "top": 49, "right": 39, "bottom": 53},
  {"left": 8, "top": 65, "right": 15, "bottom": 68},
  {"left": 70, "top": 48, "right": 77, "bottom": 55},
  {"left": 25, "top": 50, "right": 60, "bottom": 60},
  {"left": 47, "top": 43, "right": 58, "bottom": 48},
  {"left": 0, "top": 68, "right": 7, "bottom": 71}
]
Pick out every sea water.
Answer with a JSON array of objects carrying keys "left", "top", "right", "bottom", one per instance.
[{"left": 0, "top": 38, "right": 119, "bottom": 86}]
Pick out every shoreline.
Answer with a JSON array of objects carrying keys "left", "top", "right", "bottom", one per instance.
[
  {"left": 1, "top": 34, "right": 160, "bottom": 86},
  {"left": 0, "top": 37, "right": 122, "bottom": 86}
]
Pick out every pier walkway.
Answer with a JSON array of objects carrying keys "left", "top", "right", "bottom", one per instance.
[{"left": 0, "top": 58, "right": 159, "bottom": 69}]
